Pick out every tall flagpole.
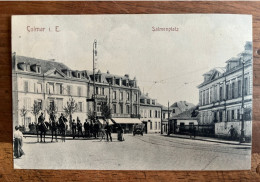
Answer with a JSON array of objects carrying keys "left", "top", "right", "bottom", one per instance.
[{"left": 93, "top": 40, "right": 97, "bottom": 121}]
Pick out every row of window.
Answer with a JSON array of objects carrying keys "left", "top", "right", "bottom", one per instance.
[
  {"left": 110, "top": 104, "right": 138, "bottom": 115},
  {"left": 112, "top": 90, "right": 138, "bottom": 101},
  {"left": 23, "top": 98, "right": 84, "bottom": 113},
  {"left": 150, "top": 121, "right": 161, "bottom": 130},
  {"left": 140, "top": 99, "right": 156, "bottom": 105},
  {"left": 141, "top": 109, "right": 161, "bottom": 118},
  {"left": 200, "top": 108, "right": 252, "bottom": 123},
  {"left": 200, "top": 77, "right": 250, "bottom": 106},
  {"left": 24, "top": 81, "right": 83, "bottom": 96}
]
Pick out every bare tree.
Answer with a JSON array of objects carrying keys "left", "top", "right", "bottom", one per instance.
[
  {"left": 32, "top": 102, "right": 41, "bottom": 124},
  {"left": 20, "top": 106, "right": 28, "bottom": 128},
  {"left": 100, "top": 102, "right": 112, "bottom": 120},
  {"left": 87, "top": 109, "right": 95, "bottom": 124},
  {"left": 46, "top": 101, "right": 58, "bottom": 121},
  {"left": 63, "top": 97, "right": 78, "bottom": 130}
]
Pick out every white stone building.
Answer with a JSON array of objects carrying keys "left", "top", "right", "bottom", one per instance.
[
  {"left": 12, "top": 53, "right": 141, "bottom": 131},
  {"left": 140, "top": 94, "right": 162, "bottom": 134},
  {"left": 197, "top": 42, "right": 252, "bottom": 138}
]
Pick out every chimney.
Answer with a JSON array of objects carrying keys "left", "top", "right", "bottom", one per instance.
[
  {"left": 125, "top": 74, "right": 129, "bottom": 78},
  {"left": 107, "top": 70, "right": 110, "bottom": 74}
]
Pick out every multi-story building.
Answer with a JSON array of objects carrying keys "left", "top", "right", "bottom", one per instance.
[
  {"left": 197, "top": 42, "right": 252, "bottom": 138},
  {"left": 12, "top": 53, "right": 141, "bottom": 131},
  {"left": 140, "top": 94, "right": 162, "bottom": 134},
  {"left": 87, "top": 70, "right": 141, "bottom": 133}
]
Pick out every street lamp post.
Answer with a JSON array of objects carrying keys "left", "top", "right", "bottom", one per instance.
[
  {"left": 93, "top": 40, "right": 97, "bottom": 120},
  {"left": 167, "top": 101, "right": 170, "bottom": 136},
  {"left": 240, "top": 57, "right": 246, "bottom": 143}
]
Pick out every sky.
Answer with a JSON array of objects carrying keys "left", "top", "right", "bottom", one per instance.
[{"left": 12, "top": 14, "right": 252, "bottom": 106}]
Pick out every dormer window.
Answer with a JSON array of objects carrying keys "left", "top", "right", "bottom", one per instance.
[
  {"left": 26, "top": 64, "right": 30, "bottom": 71},
  {"left": 37, "top": 66, "right": 41, "bottom": 73}
]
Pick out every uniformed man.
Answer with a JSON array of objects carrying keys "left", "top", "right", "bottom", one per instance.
[
  {"left": 72, "top": 119, "right": 77, "bottom": 139},
  {"left": 77, "top": 117, "right": 83, "bottom": 138}
]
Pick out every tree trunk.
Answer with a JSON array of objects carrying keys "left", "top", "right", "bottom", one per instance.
[{"left": 70, "top": 114, "right": 72, "bottom": 131}]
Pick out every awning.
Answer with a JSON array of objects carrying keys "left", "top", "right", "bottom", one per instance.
[{"left": 111, "top": 118, "right": 142, "bottom": 124}]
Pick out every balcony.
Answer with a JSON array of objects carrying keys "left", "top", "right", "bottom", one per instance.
[
  {"left": 131, "top": 114, "right": 141, "bottom": 118},
  {"left": 96, "top": 112, "right": 102, "bottom": 117},
  {"left": 95, "top": 94, "right": 107, "bottom": 101}
]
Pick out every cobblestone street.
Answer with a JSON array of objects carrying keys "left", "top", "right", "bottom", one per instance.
[{"left": 14, "top": 134, "right": 251, "bottom": 170}]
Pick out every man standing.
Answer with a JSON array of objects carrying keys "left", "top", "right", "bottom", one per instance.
[
  {"left": 229, "top": 125, "right": 235, "bottom": 140},
  {"left": 93, "top": 121, "right": 99, "bottom": 139},
  {"left": 84, "top": 119, "right": 90, "bottom": 138},
  {"left": 104, "top": 122, "right": 112, "bottom": 142},
  {"left": 77, "top": 117, "right": 83, "bottom": 138},
  {"left": 72, "top": 119, "right": 77, "bottom": 139}
]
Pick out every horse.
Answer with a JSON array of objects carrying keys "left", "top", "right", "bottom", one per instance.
[
  {"left": 58, "top": 116, "right": 67, "bottom": 142},
  {"left": 36, "top": 121, "right": 50, "bottom": 143},
  {"left": 50, "top": 121, "right": 58, "bottom": 142},
  {"left": 49, "top": 113, "right": 58, "bottom": 142}
]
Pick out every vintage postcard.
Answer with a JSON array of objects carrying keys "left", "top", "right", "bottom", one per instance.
[{"left": 12, "top": 14, "right": 252, "bottom": 170}]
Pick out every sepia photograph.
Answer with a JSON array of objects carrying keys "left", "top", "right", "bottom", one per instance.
[{"left": 12, "top": 14, "right": 252, "bottom": 170}]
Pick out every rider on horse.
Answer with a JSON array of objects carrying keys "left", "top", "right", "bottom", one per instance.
[{"left": 50, "top": 111, "right": 58, "bottom": 142}]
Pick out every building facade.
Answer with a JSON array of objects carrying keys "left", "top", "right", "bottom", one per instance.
[
  {"left": 140, "top": 94, "right": 162, "bottom": 134},
  {"left": 161, "top": 101, "right": 195, "bottom": 134},
  {"left": 12, "top": 53, "right": 141, "bottom": 131},
  {"left": 197, "top": 42, "right": 252, "bottom": 138}
]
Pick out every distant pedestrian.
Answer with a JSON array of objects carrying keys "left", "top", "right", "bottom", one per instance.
[
  {"left": 90, "top": 121, "right": 94, "bottom": 137},
  {"left": 193, "top": 125, "right": 196, "bottom": 138},
  {"left": 229, "top": 125, "right": 235, "bottom": 140},
  {"left": 13, "top": 126, "right": 25, "bottom": 158},
  {"left": 189, "top": 125, "right": 193, "bottom": 138},
  {"left": 84, "top": 119, "right": 90, "bottom": 138},
  {"left": 104, "top": 122, "right": 112, "bottom": 142},
  {"left": 93, "top": 121, "right": 99, "bottom": 139},
  {"left": 72, "top": 119, "right": 77, "bottom": 139},
  {"left": 117, "top": 124, "right": 124, "bottom": 141},
  {"left": 77, "top": 117, "right": 83, "bottom": 138}
]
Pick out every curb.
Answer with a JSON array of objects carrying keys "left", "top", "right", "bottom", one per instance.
[{"left": 163, "top": 135, "right": 251, "bottom": 146}]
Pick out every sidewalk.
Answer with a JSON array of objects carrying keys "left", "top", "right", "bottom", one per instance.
[{"left": 163, "top": 134, "right": 251, "bottom": 146}]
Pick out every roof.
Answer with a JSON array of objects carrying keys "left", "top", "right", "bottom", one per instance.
[
  {"left": 140, "top": 94, "right": 162, "bottom": 107},
  {"left": 14, "top": 54, "right": 137, "bottom": 86},
  {"left": 140, "top": 94, "right": 151, "bottom": 100},
  {"left": 225, "top": 57, "right": 240, "bottom": 63},
  {"left": 170, "top": 101, "right": 195, "bottom": 111},
  {"left": 198, "top": 41, "right": 252, "bottom": 87},
  {"left": 170, "top": 105, "right": 200, "bottom": 120},
  {"left": 156, "top": 103, "right": 168, "bottom": 110},
  {"left": 16, "top": 55, "right": 70, "bottom": 74}
]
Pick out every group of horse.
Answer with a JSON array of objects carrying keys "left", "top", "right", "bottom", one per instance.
[{"left": 36, "top": 119, "right": 67, "bottom": 143}]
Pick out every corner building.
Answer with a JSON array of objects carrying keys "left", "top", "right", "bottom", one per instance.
[
  {"left": 197, "top": 42, "right": 252, "bottom": 138},
  {"left": 12, "top": 53, "right": 141, "bottom": 132}
]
